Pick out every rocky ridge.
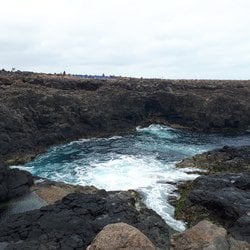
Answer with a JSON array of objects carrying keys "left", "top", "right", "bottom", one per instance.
[
  {"left": 177, "top": 145, "right": 250, "bottom": 174},
  {"left": 1, "top": 70, "right": 250, "bottom": 163}
]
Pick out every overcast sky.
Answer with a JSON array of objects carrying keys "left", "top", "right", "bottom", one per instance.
[{"left": 0, "top": 0, "right": 250, "bottom": 79}]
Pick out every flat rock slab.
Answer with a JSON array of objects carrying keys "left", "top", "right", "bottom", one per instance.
[
  {"left": 0, "top": 190, "right": 171, "bottom": 250},
  {"left": 0, "top": 191, "right": 47, "bottom": 223},
  {"left": 31, "top": 178, "right": 99, "bottom": 204}
]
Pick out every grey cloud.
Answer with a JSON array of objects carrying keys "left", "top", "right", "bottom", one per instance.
[{"left": 0, "top": 0, "right": 250, "bottom": 79}]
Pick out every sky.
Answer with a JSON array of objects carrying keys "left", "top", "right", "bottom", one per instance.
[{"left": 0, "top": 0, "right": 250, "bottom": 79}]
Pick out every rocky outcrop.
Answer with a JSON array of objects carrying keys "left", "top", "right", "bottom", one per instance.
[
  {"left": 1, "top": 70, "right": 250, "bottom": 163},
  {"left": 171, "top": 220, "right": 229, "bottom": 250},
  {"left": 228, "top": 237, "right": 250, "bottom": 250},
  {"left": 87, "top": 222, "right": 156, "bottom": 250},
  {"left": 0, "top": 164, "right": 33, "bottom": 202},
  {"left": 171, "top": 220, "right": 250, "bottom": 250},
  {"left": 175, "top": 146, "right": 250, "bottom": 243},
  {"left": 177, "top": 146, "right": 250, "bottom": 174},
  {"left": 0, "top": 190, "right": 172, "bottom": 249},
  {"left": 188, "top": 173, "right": 250, "bottom": 223},
  {"left": 176, "top": 173, "right": 250, "bottom": 242}
]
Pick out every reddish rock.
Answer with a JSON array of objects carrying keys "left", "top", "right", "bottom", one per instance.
[
  {"left": 171, "top": 220, "right": 229, "bottom": 250},
  {"left": 88, "top": 222, "right": 156, "bottom": 250},
  {"left": 229, "top": 237, "right": 250, "bottom": 250}
]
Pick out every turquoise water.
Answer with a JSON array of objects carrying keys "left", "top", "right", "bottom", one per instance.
[{"left": 16, "top": 125, "right": 250, "bottom": 231}]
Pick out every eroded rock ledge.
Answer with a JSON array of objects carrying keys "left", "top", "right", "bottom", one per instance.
[
  {"left": 177, "top": 145, "right": 250, "bottom": 174},
  {"left": 0, "top": 146, "right": 250, "bottom": 249}
]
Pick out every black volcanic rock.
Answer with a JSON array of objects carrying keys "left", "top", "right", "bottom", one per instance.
[
  {"left": 189, "top": 173, "right": 250, "bottom": 219},
  {"left": 229, "top": 215, "right": 250, "bottom": 243},
  {"left": 177, "top": 146, "right": 250, "bottom": 174},
  {"left": 178, "top": 173, "right": 250, "bottom": 243},
  {"left": 0, "top": 165, "right": 33, "bottom": 202},
  {"left": 175, "top": 146, "right": 250, "bottom": 243},
  {"left": 0, "top": 71, "right": 250, "bottom": 162},
  {"left": 0, "top": 190, "right": 172, "bottom": 250}
]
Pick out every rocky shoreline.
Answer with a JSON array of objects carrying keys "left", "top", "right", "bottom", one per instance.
[
  {"left": 0, "top": 71, "right": 250, "bottom": 249},
  {"left": 0, "top": 168, "right": 173, "bottom": 249},
  {"left": 1, "top": 146, "right": 249, "bottom": 249}
]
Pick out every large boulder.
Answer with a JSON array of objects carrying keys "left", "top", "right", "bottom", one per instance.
[
  {"left": 87, "top": 222, "right": 156, "bottom": 250},
  {"left": 171, "top": 220, "right": 229, "bottom": 250},
  {"left": 171, "top": 220, "right": 250, "bottom": 250},
  {"left": 0, "top": 190, "right": 171, "bottom": 249}
]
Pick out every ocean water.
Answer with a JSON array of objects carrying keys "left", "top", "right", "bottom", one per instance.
[{"left": 16, "top": 125, "right": 250, "bottom": 231}]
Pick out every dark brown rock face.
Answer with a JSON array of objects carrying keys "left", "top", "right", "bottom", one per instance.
[{"left": 1, "top": 71, "right": 250, "bottom": 162}]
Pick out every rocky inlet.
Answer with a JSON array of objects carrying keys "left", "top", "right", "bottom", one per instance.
[{"left": 0, "top": 71, "right": 250, "bottom": 249}]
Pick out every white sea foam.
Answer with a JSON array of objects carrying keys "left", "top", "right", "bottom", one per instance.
[
  {"left": 136, "top": 124, "right": 178, "bottom": 139},
  {"left": 73, "top": 154, "right": 199, "bottom": 231},
  {"left": 67, "top": 135, "right": 123, "bottom": 146},
  {"left": 136, "top": 124, "right": 176, "bottom": 132}
]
